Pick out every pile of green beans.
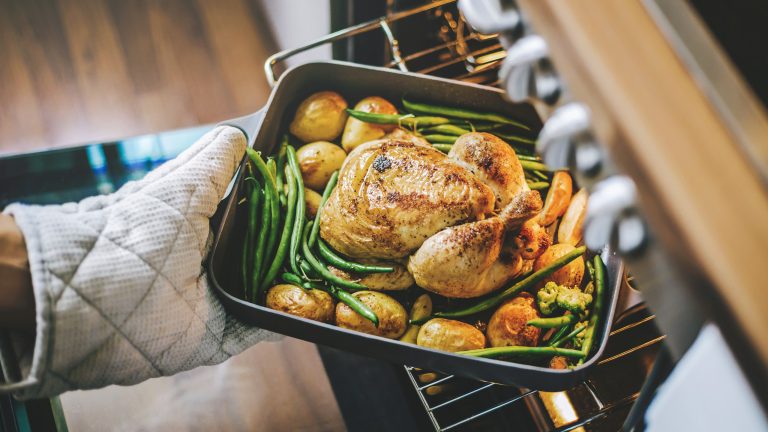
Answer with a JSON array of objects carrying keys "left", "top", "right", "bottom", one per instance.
[{"left": 402, "top": 99, "right": 530, "bottom": 131}]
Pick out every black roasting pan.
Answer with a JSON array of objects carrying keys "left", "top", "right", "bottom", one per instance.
[{"left": 208, "top": 61, "right": 622, "bottom": 391}]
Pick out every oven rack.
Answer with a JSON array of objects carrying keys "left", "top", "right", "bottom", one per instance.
[
  {"left": 264, "top": 0, "right": 506, "bottom": 87},
  {"left": 404, "top": 306, "right": 664, "bottom": 431}
]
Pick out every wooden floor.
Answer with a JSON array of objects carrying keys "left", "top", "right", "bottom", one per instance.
[
  {"left": 2, "top": 1, "right": 346, "bottom": 429},
  {"left": 0, "top": 0, "right": 276, "bottom": 154}
]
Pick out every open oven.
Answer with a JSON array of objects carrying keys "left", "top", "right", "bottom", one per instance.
[{"left": 260, "top": 0, "right": 767, "bottom": 430}]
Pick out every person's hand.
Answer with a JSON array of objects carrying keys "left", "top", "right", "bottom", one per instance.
[{"left": 1, "top": 126, "right": 276, "bottom": 399}]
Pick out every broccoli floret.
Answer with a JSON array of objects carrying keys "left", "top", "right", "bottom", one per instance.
[
  {"left": 557, "top": 286, "right": 593, "bottom": 313},
  {"left": 537, "top": 282, "right": 560, "bottom": 315},
  {"left": 570, "top": 321, "right": 589, "bottom": 349},
  {"left": 536, "top": 282, "right": 593, "bottom": 316}
]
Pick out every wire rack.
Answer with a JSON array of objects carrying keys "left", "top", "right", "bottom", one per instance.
[
  {"left": 263, "top": 2, "right": 664, "bottom": 430},
  {"left": 405, "top": 304, "right": 663, "bottom": 431},
  {"left": 264, "top": 0, "right": 505, "bottom": 87}
]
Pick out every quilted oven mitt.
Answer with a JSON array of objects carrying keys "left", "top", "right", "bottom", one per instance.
[{"left": 0, "top": 126, "right": 277, "bottom": 399}]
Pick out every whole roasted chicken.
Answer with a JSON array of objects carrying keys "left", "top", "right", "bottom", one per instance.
[{"left": 319, "top": 132, "right": 544, "bottom": 298}]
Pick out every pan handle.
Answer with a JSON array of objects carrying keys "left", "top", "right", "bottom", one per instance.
[{"left": 218, "top": 109, "right": 266, "bottom": 148}]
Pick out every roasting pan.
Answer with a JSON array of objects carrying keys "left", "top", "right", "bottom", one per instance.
[{"left": 208, "top": 61, "right": 622, "bottom": 391}]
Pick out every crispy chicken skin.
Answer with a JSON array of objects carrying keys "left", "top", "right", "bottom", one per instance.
[
  {"left": 449, "top": 132, "right": 530, "bottom": 209},
  {"left": 408, "top": 191, "right": 542, "bottom": 298},
  {"left": 319, "top": 139, "right": 495, "bottom": 259}
]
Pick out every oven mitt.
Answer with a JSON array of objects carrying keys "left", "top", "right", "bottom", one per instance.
[{"left": 0, "top": 126, "right": 277, "bottom": 399}]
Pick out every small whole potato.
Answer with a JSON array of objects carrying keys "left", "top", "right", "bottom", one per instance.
[
  {"left": 296, "top": 141, "right": 347, "bottom": 191},
  {"left": 289, "top": 91, "right": 348, "bottom": 142},
  {"left": 487, "top": 293, "right": 541, "bottom": 347},
  {"left": 266, "top": 284, "right": 335, "bottom": 323},
  {"left": 341, "top": 96, "right": 398, "bottom": 152},
  {"left": 534, "top": 243, "right": 585, "bottom": 288},
  {"left": 304, "top": 187, "right": 323, "bottom": 219},
  {"left": 417, "top": 318, "right": 486, "bottom": 352},
  {"left": 335, "top": 291, "right": 407, "bottom": 339}
]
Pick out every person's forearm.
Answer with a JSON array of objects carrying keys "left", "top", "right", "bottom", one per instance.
[{"left": 0, "top": 213, "right": 35, "bottom": 331}]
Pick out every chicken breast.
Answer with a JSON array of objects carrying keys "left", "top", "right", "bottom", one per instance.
[
  {"left": 449, "top": 132, "right": 529, "bottom": 209},
  {"left": 408, "top": 191, "right": 542, "bottom": 298},
  {"left": 319, "top": 139, "right": 495, "bottom": 259}
]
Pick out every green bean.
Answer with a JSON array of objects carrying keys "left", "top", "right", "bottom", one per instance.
[
  {"left": 287, "top": 145, "right": 306, "bottom": 274},
  {"left": 260, "top": 167, "right": 298, "bottom": 291},
  {"left": 412, "top": 246, "right": 587, "bottom": 323},
  {"left": 527, "top": 315, "right": 579, "bottom": 328},
  {"left": 251, "top": 186, "right": 270, "bottom": 301},
  {"left": 346, "top": 109, "right": 450, "bottom": 128},
  {"left": 300, "top": 221, "right": 368, "bottom": 291},
  {"left": 309, "top": 170, "right": 338, "bottom": 248},
  {"left": 276, "top": 138, "right": 288, "bottom": 206},
  {"left": 517, "top": 154, "right": 541, "bottom": 162},
  {"left": 472, "top": 122, "right": 505, "bottom": 132},
  {"left": 281, "top": 272, "right": 322, "bottom": 290},
  {"left": 246, "top": 149, "right": 280, "bottom": 254},
  {"left": 432, "top": 144, "right": 453, "bottom": 154},
  {"left": 493, "top": 132, "right": 536, "bottom": 146},
  {"left": 532, "top": 170, "right": 549, "bottom": 181},
  {"left": 459, "top": 346, "right": 585, "bottom": 359},
  {"left": 242, "top": 178, "right": 260, "bottom": 298},
  {"left": 318, "top": 239, "right": 394, "bottom": 274},
  {"left": 551, "top": 323, "right": 587, "bottom": 348},
  {"left": 579, "top": 255, "right": 606, "bottom": 364},
  {"left": 422, "top": 134, "right": 458, "bottom": 144},
  {"left": 520, "top": 160, "right": 555, "bottom": 172},
  {"left": 527, "top": 181, "right": 549, "bottom": 191},
  {"left": 420, "top": 124, "right": 471, "bottom": 136},
  {"left": 402, "top": 98, "right": 530, "bottom": 131},
  {"left": 327, "top": 284, "right": 379, "bottom": 327},
  {"left": 265, "top": 158, "right": 281, "bottom": 258},
  {"left": 548, "top": 323, "right": 572, "bottom": 345}
]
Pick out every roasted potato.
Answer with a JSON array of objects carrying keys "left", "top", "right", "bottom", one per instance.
[
  {"left": 486, "top": 293, "right": 541, "bottom": 347},
  {"left": 335, "top": 291, "right": 407, "bottom": 339},
  {"left": 417, "top": 318, "right": 486, "bottom": 352},
  {"left": 534, "top": 243, "right": 585, "bottom": 288},
  {"left": 558, "top": 188, "right": 588, "bottom": 246},
  {"left": 289, "top": 91, "right": 349, "bottom": 142},
  {"left": 296, "top": 141, "right": 347, "bottom": 191},
  {"left": 341, "top": 96, "right": 398, "bottom": 152},
  {"left": 266, "top": 284, "right": 335, "bottom": 322},
  {"left": 329, "top": 260, "right": 414, "bottom": 291},
  {"left": 400, "top": 294, "right": 433, "bottom": 344},
  {"left": 538, "top": 171, "right": 573, "bottom": 226},
  {"left": 304, "top": 187, "right": 323, "bottom": 219}
]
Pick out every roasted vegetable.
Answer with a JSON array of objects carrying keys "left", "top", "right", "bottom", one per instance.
[
  {"left": 400, "top": 294, "right": 432, "bottom": 344},
  {"left": 289, "top": 91, "right": 348, "bottom": 142},
  {"left": 304, "top": 187, "right": 322, "bottom": 219},
  {"left": 534, "top": 243, "right": 585, "bottom": 289},
  {"left": 537, "top": 282, "right": 593, "bottom": 315},
  {"left": 296, "top": 141, "right": 346, "bottom": 191},
  {"left": 341, "top": 96, "right": 398, "bottom": 152},
  {"left": 486, "top": 293, "right": 541, "bottom": 348},
  {"left": 539, "top": 171, "right": 573, "bottom": 226},
  {"left": 266, "top": 284, "right": 335, "bottom": 322},
  {"left": 329, "top": 260, "right": 413, "bottom": 291},
  {"left": 335, "top": 291, "right": 408, "bottom": 339},
  {"left": 558, "top": 188, "right": 587, "bottom": 246},
  {"left": 417, "top": 318, "right": 486, "bottom": 352},
  {"left": 402, "top": 98, "right": 530, "bottom": 131}
]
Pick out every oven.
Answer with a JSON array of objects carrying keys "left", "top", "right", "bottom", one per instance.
[{"left": 266, "top": 0, "right": 767, "bottom": 430}]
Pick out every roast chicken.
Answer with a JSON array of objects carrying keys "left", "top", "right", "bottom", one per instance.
[
  {"left": 319, "top": 138, "right": 495, "bottom": 259},
  {"left": 319, "top": 132, "right": 544, "bottom": 297}
]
